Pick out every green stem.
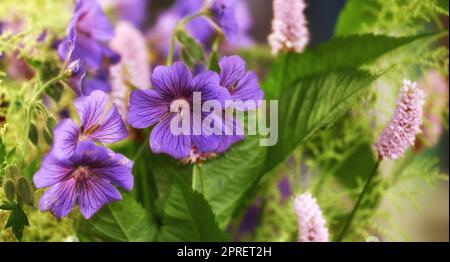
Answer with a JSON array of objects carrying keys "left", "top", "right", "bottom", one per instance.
[
  {"left": 166, "top": 12, "right": 206, "bottom": 66},
  {"left": 207, "top": 34, "right": 222, "bottom": 69},
  {"left": 30, "top": 75, "right": 64, "bottom": 103},
  {"left": 334, "top": 159, "right": 381, "bottom": 242},
  {"left": 202, "top": 16, "right": 224, "bottom": 35},
  {"left": 166, "top": 32, "right": 176, "bottom": 66},
  {"left": 313, "top": 171, "right": 330, "bottom": 196},
  {"left": 133, "top": 134, "right": 149, "bottom": 162}
]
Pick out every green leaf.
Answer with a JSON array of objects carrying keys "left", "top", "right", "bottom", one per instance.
[
  {"left": 0, "top": 200, "right": 14, "bottom": 210},
  {"left": 111, "top": 140, "right": 193, "bottom": 225},
  {"left": 266, "top": 69, "right": 378, "bottom": 170},
  {"left": 77, "top": 194, "right": 157, "bottom": 242},
  {"left": 3, "top": 179, "right": 15, "bottom": 202},
  {"left": 263, "top": 33, "right": 437, "bottom": 99},
  {"left": 4, "top": 204, "right": 29, "bottom": 241},
  {"left": 6, "top": 148, "right": 16, "bottom": 162},
  {"left": 159, "top": 173, "right": 227, "bottom": 242},
  {"left": 436, "top": 0, "right": 449, "bottom": 13},
  {"left": 43, "top": 128, "right": 52, "bottom": 145},
  {"left": 15, "top": 176, "right": 34, "bottom": 207},
  {"left": 46, "top": 117, "right": 57, "bottom": 132},
  {"left": 0, "top": 137, "right": 6, "bottom": 164},
  {"left": 44, "top": 82, "right": 64, "bottom": 102},
  {"left": 28, "top": 123, "right": 39, "bottom": 145},
  {"left": 334, "top": 0, "right": 381, "bottom": 36},
  {"left": 195, "top": 69, "right": 378, "bottom": 228},
  {"left": 335, "top": 0, "right": 448, "bottom": 36},
  {"left": 207, "top": 50, "right": 220, "bottom": 72},
  {"left": 193, "top": 135, "right": 268, "bottom": 228},
  {"left": 176, "top": 30, "right": 205, "bottom": 67},
  {"left": 334, "top": 143, "right": 377, "bottom": 189}
]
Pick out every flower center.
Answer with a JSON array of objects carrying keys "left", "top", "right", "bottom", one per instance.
[
  {"left": 170, "top": 98, "right": 190, "bottom": 118},
  {"left": 72, "top": 166, "right": 90, "bottom": 180},
  {"left": 78, "top": 133, "right": 88, "bottom": 142}
]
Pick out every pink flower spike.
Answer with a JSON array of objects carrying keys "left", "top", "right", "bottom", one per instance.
[
  {"left": 110, "top": 21, "right": 151, "bottom": 90},
  {"left": 268, "top": 0, "right": 309, "bottom": 55},
  {"left": 375, "top": 80, "right": 426, "bottom": 160},
  {"left": 293, "top": 192, "right": 329, "bottom": 242},
  {"left": 109, "top": 21, "right": 151, "bottom": 120}
]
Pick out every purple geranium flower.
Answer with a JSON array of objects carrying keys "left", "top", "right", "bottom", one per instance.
[
  {"left": 52, "top": 90, "right": 128, "bottom": 159},
  {"left": 148, "top": 0, "right": 213, "bottom": 55},
  {"left": 34, "top": 141, "right": 133, "bottom": 219},
  {"left": 216, "top": 55, "right": 264, "bottom": 153},
  {"left": 219, "top": 55, "right": 263, "bottom": 108},
  {"left": 128, "top": 62, "right": 231, "bottom": 159},
  {"left": 82, "top": 67, "right": 112, "bottom": 95},
  {"left": 100, "top": 0, "right": 149, "bottom": 29},
  {"left": 209, "top": 0, "right": 238, "bottom": 42},
  {"left": 58, "top": 0, "right": 119, "bottom": 71},
  {"left": 148, "top": 0, "right": 252, "bottom": 56},
  {"left": 67, "top": 59, "right": 86, "bottom": 96}
]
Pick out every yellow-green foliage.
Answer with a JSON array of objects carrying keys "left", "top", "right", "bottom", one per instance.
[
  {"left": 0, "top": 0, "right": 71, "bottom": 57},
  {"left": 0, "top": 190, "right": 77, "bottom": 242}
]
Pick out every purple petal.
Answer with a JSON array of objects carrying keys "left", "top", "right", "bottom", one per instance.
[
  {"left": 192, "top": 134, "right": 220, "bottom": 153},
  {"left": 192, "top": 71, "right": 231, "bottom": 106},
  {"left": 128, "top": 89, "right": 169, "bottom": 129},
  {"left": 89, "top": 152, "right": 134, "bottom": 191},
  {"left": 51, "top": 119, "right": 80, "bottom": 159},
  {"left": 70, "top": 35, "right": 119, "bottom": 71},
  {"left": 33, "top": 154, "right": 73, "bottom": 189},
  {"left": 74, "top": 90, "right": 109, "bottom": 132},
  {"left": 115, "top": 0, "right": 148, "bottom": 28},
  {"left": 231, "top": 72, "right": 264, "bottom": 110},
  {"left": 89, "top": 104, "right": 128, "bottom": 143},
  {"left": 151, "top": 62, "right": 193, "bottom": 97},
  {"left": 39, "top": 178, "right": 77, "bottom": 219},
  {"left": 67, "top": 59, "right": 86, "bottom": 96},
  {"left": 150, "top": 115, "right": 191, "bottom": 159},
  {"left": 216, "top": 117, "right": 244, "bottom": 153},
  {"left": 72, "top": 35, "right": 105, "bottom": 70},
  {"left": 77, "top": 176, "right": 122, "bottom": 219},
  {"left": 187, "top": 17, "right": 215, "bottom": 45},
  {"left": 233, "top": 0, "right": 254, "bottom": 47},
  {"left": 210, "top": 0, "right": 238, "bottom": 42},
  {"left": 76, "top": 0, "right": 115, "bottom": 42},
  {"left": 82, "top": 77, "right": 111, "bottom": 96},
  {"left": 68, "top": 141, "right": 133, "bottom": 191},
  {"left": 219, "top": 55, "right": 246, "bottom": 89},
  {"left": 191, "top": 113, "right": 221, "bottom": 152},
  {"left": 57, "top": 37, "right": 73, "bottom": 62}
]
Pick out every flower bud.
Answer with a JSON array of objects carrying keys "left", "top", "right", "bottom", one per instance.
[
  {"left": 3, "top": 179, "right": 15, "bottom": 202},
  {"left": 15, "top": 176, "right": 34, "bottom": 207}
]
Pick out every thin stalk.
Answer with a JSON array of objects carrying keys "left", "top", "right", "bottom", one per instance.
[
  {"left": 166, "top": 12, "right": 205, "bottom": 66},
  {"left": 133, "top": 134, "right": 150, "bottom": 162},
  {"left": 202, "top": 16, "right": 224, "bottom": 35},
  {"left": 334, "top": 159, "right": 381, "bottom": 242},
  {"left": 30, "top": 75, "right": 64, "bottom": 103},
  {"left": 166, "top": 32, "right": 176, "bottom": 66}
]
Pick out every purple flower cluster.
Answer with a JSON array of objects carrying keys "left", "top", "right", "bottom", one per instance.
[
  {"left": 128, "top": 55, "right": 263, "bottom": 161},
  {"left": 58, "top": 0, "right": 120, "bottom": 96},
  {"left": 34, "top": 91, "right": 132, "bottom": 219},
  {"left": 34, "top": 0, "right": 260, "bottom": 219}
]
